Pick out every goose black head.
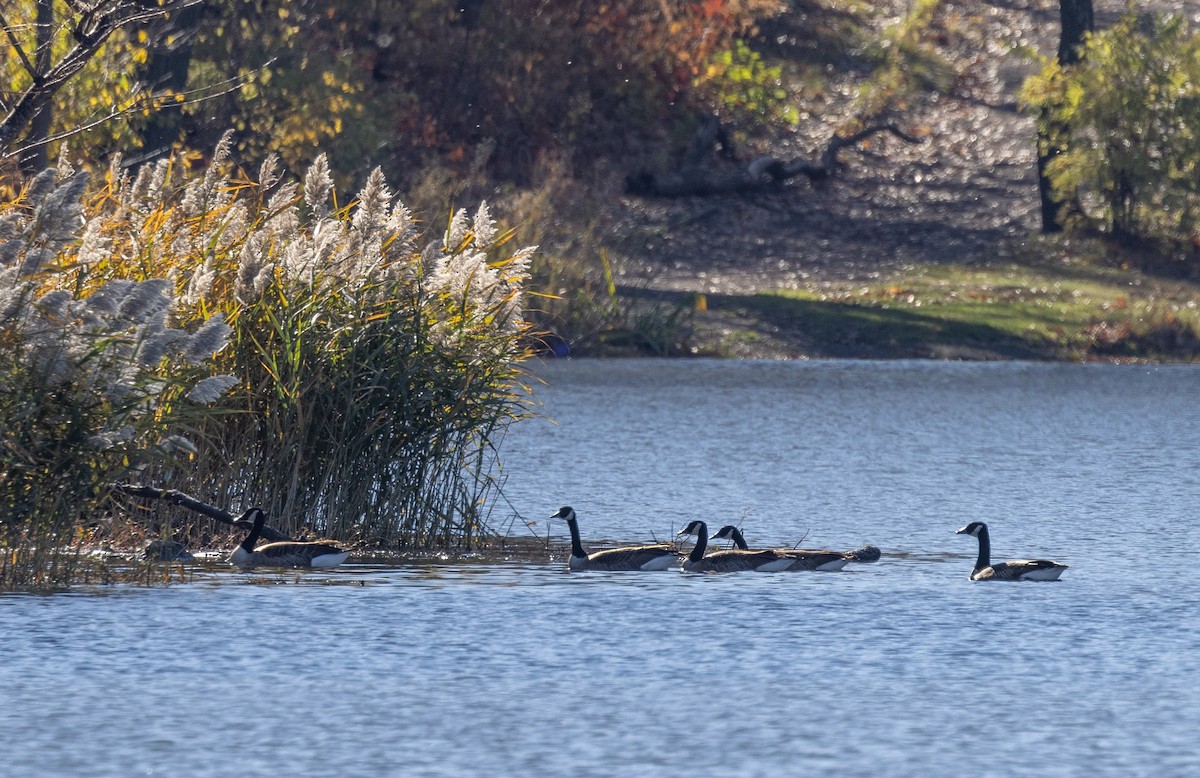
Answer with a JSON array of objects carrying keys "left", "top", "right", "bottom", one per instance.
[
  {"left": 549, "top": 506, "right": 575, "bottom": 521},
  {"left": 712, "top": 525, "right": 740, "bottom": 540},
  {"left": 677, "top": 520, "right": 706, "bottom": 537},
  {"left": 848, "top": 545, "right": 882, "bottom": 563},
  {"left": 239, "top": 507, "right": 266, "bottom": 524},
  {"left": 956, "top": 521, "right": 987, "bottom": 536}
]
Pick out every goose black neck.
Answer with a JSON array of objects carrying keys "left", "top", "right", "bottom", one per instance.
[
  {"left": 973, "top": 525, "right": 991, "bottom": 571},
  {"left": 688, "top": 524, "right": 709, "bottom": 563},
  {"left": 241, "top": 510, "right": 264, "bottom": 552},
  {"left": 731, "top": 528, "right": 748, "bottom": 550},
  {"left": 565, "top": 516, "right": 587, "bottom": 559}
]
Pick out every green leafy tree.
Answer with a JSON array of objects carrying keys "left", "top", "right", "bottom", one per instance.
[
  {"left": 1023, "top": 11, "right": 1200, "bottom": 244},
  {"left": 700, "top": 38, "right": 798, "bottom": 130}
]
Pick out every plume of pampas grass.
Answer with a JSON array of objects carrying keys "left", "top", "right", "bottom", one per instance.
[
  {"left": 23, "top": 168, "right": 59, "bottom": 205},
  {"left": 353, "top": 167, "right": 392, "bottom": 235},
  {"left": 258, "top": 155, "right": 281, "bottom": 192},
  {"left": 4, "top": 140, "right": 536, "bottom": 589},
  {"left": 186, "top": 374, "right": 239, "bottom": 403},
  {"left": 304, "top": 153, "right": 334, "bottom": 217},
  {"left": 184, "top": 313, "right": 232, "bottom": 365},
  {"left": 445, "top": 207, "right": 469, "bottom": 250},
  {"left": 117, "top": 278, "right": 172, "bottom": 321}
]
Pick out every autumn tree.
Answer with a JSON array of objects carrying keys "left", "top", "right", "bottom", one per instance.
[
  {"left": 170, "top": 0, "right": 782, "bottom": 187},
  {"left": 0, "top": 0, "right": 203, "bottom": 172},
  {"left": 1035, "top": 0, "right": 1093, "bottom": 233},
  {"left": 1025, "top": 11, "right": 1200, "bottom": 246}
]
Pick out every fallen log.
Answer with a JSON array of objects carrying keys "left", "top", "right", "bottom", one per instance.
[
  {"left": 626, "top": 122, "right": 923, "bottom": 197},
  {"left": 106, "top": 483, "right": 292, "bottom": 542}
]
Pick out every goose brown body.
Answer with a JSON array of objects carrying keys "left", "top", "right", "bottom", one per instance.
[
  {"left": 678, "top": 521, "right": 794, "bottom": 572},
  {"left": 228, "top": 508, "right": 350, "bottom": 569},
  {"left": 550, "top": 506, "right": 679, "bottom": 571},
  {"left": 955, "top": 521, "right": 1067, "bottom": 581},
  {"left": 711, "top": 525, "right": 872, "bottom": 571}
]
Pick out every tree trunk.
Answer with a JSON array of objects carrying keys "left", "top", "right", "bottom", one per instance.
[
  {"left": 23, "top": 0, "right": 55, "bottom": 171},
  {"left": 1037, "top": 0, "right": 1094, "bottom": 233},
  {"left": 1058, "top": 0, "right": 1094, "bottom": 66},
  {"left": 137, "top": 3, "right": 204, "bottom": 158}
]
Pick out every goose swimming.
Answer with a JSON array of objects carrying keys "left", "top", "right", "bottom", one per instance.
[
  {"left": 846, "top": 544, "right": 882, "bottom": 563},
  {"left": 550, "top": 506, "right": 679, "bottom": 571},
  {"left": 144, "top": 539, "right": 194, "bottom": 562},
  {"left": 228, "top": 507, "right": 350, "bottom": 569},
  {"left": 710, "top": 525, "right": 863, "bottom": 571},
  {"left": 955, "top": 521, "right": 1067, "bottom": 581},
  {"left": 677, "top": 520, "right": 794, "bottom": 572}
]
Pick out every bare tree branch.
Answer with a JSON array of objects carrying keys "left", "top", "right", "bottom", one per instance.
[
  {"left": 106, "top": 482, "right": 294, "bottom": 542},
  {"left": 627, "top": 121, "right": 924, "bottom": 198},
  {"left": 0, "top": 10, "right": 39, "bottom": 80},
  {"left": 10, "top": 76, "right": 245, "bottom": 160},
  {"left": 0, "top": 0, "right": 204, "bottom": 156}
]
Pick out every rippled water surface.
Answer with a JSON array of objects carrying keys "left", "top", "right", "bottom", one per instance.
[{"left": 3, "top": 360, "right": 1199, "bottom": 777}]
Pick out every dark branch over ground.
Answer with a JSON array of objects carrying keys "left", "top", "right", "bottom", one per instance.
[{"left": 626, "top": 122, "right": 923, "bottom": 198}]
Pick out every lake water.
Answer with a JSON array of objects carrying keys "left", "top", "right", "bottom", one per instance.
[{"left": 2, "top": 359, "right": 1199, "bottom": 777}]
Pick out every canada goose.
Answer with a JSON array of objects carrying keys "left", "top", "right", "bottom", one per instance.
[
  {"left": 144, "top": 539, "right": 194, "bottom": 562},
  {"left": 677, "top": 520, "right": 794, "bottom": 572},
  {"left": 550, "top": 506, "right": 679, "bottom": 571},
  {"left": 955, "top": 521, "right": 1067, "bottom": 581},
  {"left": 846, "top": 544, "right": 882, "bottom": 563},
  {"left": 710, "top": 525, "right": 855, "bottom": 572},
  {"left": 228, "top": 507, "right": 350, "bottom": 569}
]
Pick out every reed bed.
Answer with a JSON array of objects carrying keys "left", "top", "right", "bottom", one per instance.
[{"left": 1, "top": 140, "right": 534, "bottom": 589}]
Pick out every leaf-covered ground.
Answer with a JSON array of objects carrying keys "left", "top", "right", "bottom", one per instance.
[{"left": 595, "top": 0, "right": 1200, "bottom": 360}]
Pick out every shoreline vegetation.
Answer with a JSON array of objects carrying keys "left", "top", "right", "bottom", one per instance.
[
  {"left": 1, "top": 151, "right": 534, "bottom": 590},
  {"left": 22, "top": 533, "right": 657, "bottom": 589}
]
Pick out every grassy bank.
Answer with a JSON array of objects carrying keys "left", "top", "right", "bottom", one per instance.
[{"left": 682, "top": 244, "right": 1200, "bottom": 361}]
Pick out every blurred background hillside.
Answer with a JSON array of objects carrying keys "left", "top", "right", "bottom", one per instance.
[{"left": 5, "top": 0, "right": 1200, "bottom": 358}]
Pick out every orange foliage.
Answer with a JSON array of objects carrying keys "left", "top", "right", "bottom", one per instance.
[{"left": 186, "top": 0, "right": 780, "bottom": 185}]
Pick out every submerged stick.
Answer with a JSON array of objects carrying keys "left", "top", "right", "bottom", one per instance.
[{"left": 106, "top": 483, "right": 292, "bottom": 542}]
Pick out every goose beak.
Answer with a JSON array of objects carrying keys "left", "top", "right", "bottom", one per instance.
[{"left": 955, "top": 525, "right": 969, "bottom": 534}]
